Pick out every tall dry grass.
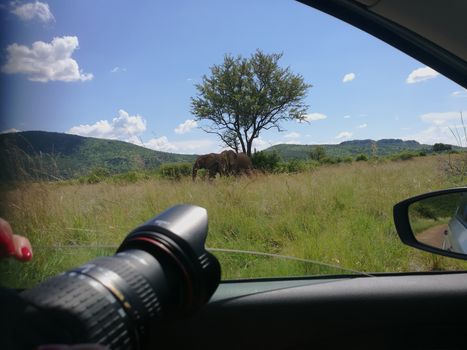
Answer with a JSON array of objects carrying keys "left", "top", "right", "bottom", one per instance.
[{"left": 1, "top": 155, "right": 466, "bottom": 287}]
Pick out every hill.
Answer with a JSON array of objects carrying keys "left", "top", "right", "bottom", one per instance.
[
  {"left": 0, "top": 131, "right": 196, "bottom": 181},
  {"left": 265, "top": 139, "right": 440, "bottom": 160}
]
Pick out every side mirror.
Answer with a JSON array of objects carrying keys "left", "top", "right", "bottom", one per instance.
[{"left": 394, "top": 187, "right": 467, "bottom": 260}]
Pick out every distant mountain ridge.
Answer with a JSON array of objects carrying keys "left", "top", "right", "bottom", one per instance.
[
  {"left": 0, "top": 131, "right": 459, "bottom": 181},
  {"left": 264, "top": 139, "right": 440, "bottom": 160},
  {"left": 0, "top": 131, "right": 196, "bottom": 181}
]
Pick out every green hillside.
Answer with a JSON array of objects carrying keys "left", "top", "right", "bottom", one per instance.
[
  {"left": 265, "top": 139, "right": 449, "bottom": 160},
  {"left": 0, "top": 131, "right": 196, "bottom": 181}
]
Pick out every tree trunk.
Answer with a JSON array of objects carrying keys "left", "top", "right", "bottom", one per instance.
[
  {"left": 238, "top": 134, "right": 247, "bottom": 154},
  {"left": 246, "top": 140, "right": 253, "bottom": 157}
]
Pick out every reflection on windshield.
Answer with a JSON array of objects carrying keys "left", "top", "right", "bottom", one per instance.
[
  {"left": 1, "top": 0, "right": 467, "bottom": 288},
  {"left": 0, "top": 243, "right": 372, "bottom": 289}
]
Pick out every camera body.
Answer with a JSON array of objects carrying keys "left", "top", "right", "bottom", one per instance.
[{"left": 13, "top": 205, "right": 221, "bottom": 350}]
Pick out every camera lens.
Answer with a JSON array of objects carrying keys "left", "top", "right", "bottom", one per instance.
[{"left": 19, "top": 205, "right": 221, "bottom": 350}]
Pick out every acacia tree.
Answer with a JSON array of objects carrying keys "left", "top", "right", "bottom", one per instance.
[{"left": 191, "top": 50, "right": 311, "bottom": 157}]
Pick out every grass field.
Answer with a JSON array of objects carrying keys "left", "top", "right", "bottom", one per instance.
[{"left": 1, "top": 155, "right": 467, "bottom": 288}]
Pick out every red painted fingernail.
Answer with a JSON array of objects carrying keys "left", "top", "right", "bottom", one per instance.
[{"left": 20, "top": 246, "right": 32, "bottom": 261}]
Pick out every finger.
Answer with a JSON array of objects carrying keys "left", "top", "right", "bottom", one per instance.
[
  {"left": 0, "top": 218, "right": 15, "bottom": 257},
  {"left": 12, "top": 234, "right": 33, "bottom": 261}
]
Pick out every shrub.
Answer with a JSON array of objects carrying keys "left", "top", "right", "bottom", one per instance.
[
  {"left": 355, "top": 154, "right": 368, "bottom": 162},
  {"left": 412, "top": 203, "right": 438, "bottom": 220},
  {"left": 251, "top": 151, "right": 282, "bottom": 172},
  {"left": 432, "top": 143, "right": 452, "bottom": 152},
  {"left": 319, "top": 156, "right": 337, "bottom": 164},
  {"left": 391, "top": 151, "right": 415, "bottom": 161},
  {"left": 111, "top": 171, "right": 150, "bottom": 183},
  {"left": 278, "top": 159, "right": 307, "bottom": 173},
  {"left": 309, "top": 146, "right": 326, "bottom": 161},
  {"left": 159, "top": 162, "right": 192, "bottom": 180},
  {"left": 81, "top": 167, "right": 111, "bottom": 184}
]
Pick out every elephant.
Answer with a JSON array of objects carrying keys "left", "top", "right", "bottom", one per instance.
[
  {"left": 192, "top": 153, "right": 227, "bottom": 180},
  {"left": 220, "top": 150, "right": 253, "bottom": 176}
]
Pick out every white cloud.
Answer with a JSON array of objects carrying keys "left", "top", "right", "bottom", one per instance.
[
  {"left": 174, "top": 119, "right": 198, "bottom": 134},
  {"left": 342, "top": 73, "right": 356, "bottom": 83},
  {"left": 452, "top": 89, "right": 467, "bottom": 97},
  {"left": 67, "top": 110, "right": 220, "bottom": 154},
  {"left": 143, "top": 136, "right": 177, "bottom": 152},
  {"left": 1, "top": 36, "right": 93, "bottom": 82},
  {"left": 406, "top": 66, "right": 439, "bottom": 84},
  {"left": 403, "top": 110, "right": 467, "bottom": 145},
  {"left": 336, "top": 131, "right": 352, "bottom": 139},
  {"left": 110, "top": 66, "right": 126, "bottom": 73},
  {"left": 142, "top": 137, "right": 217, "bottom": 154},
  {"left": 252, "top": 137, "right": 272, "bottom": 151},
  {"left": 357, "top": 123, "right": 368, "bottom": 129},
  {"left": 68, "top": 109, "right": 146, "bottom": 140},
  {"left": 343, "top": 115, "right": 351, "bottom": 119},
  {"left": 284, "top": 131, "right": 300, "bottom": 139},
  {"left": 251, "top": 135, "right": 303, "bottom": 151},
  {"left": 402, "top": 126, "right": 462, "bottom": 145},
  {"left": 419, "top": 111, "right": 464, "bottom": 125},
  {"left": 251, "top": 137, "right": 286, "bottom": 151},
  {"left": 170, "top": 139, "right": 217, "bottom": 154},
  {"left": 11, "top": 1, "right": 54, "bottom": 23},
  {"left": 302, "top": 113, "right": 327, "bottom": 122},
  {"left": 0, "top": 128, "right": 20, "bottom": 134}
]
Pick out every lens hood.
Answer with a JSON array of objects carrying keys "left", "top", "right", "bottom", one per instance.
[{"left": 118, "top": 204, "right": 221, "bottom": 313}]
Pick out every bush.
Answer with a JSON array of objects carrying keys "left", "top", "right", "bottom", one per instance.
[
  {"left": 252, "top": 151, "right": 282, "bottom": 172},
  {"left": 412, "top": 203, "right": 438, "bottom": 220},
  {"left": 319, "top": 156, "right": 337, "bottom": 164},
  {"left": 355, "top": 154, "right": 368, "bottom": 162},
  {"left": 111, "top": 171, "right": 150, "bottom": 183},
  {"left": 433, "top": 143, "right": 452, "bottom": 152},
  {"left": 278, "top": 159, "right": 307, "bottom": 173},
  {"left": 159, "top": 162, "right": 192, "bottom": 180},
  {"left": 80, "top": 167, "right": 111, "bottom": 184},
  {"left": 309, "top": 146, "right": 326, "bottom": 161},
  {"left": 391, "top": 151, "right": 415, "bottom": 161}
]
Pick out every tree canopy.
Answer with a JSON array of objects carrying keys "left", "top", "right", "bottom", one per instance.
[
  {"left": 432, "top": 143, "right": 452, "bottom": 152},
  {"left": 191, "top": 50, "right": 311, "bottom": 156}
]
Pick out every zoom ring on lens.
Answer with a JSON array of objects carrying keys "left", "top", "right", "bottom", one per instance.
[
  {"left": 21, "top": 272, "right": 134, "bottom": 349},
  {"left": 85, "top": 253, "right": 163, "bottom": 336}
]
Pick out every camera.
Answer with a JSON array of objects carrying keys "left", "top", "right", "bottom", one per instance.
[{"left": 13, "top": 204, "right": 221, "bottom": 349}]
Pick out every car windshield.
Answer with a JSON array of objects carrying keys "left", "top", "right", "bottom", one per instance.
[{"left": 1, "top": 0, "right": 467, "bottom": 289}]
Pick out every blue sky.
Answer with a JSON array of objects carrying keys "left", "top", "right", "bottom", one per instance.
[{"left": 1, "top": 0, "right": 466, "bottom": 154}]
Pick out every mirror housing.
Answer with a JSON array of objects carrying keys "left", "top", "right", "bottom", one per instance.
[{"left": 394, "top": 187, "right": 467, "bottom": 260}]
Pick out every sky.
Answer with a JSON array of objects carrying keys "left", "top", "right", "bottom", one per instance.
[{"left": 1, "top": 0, "right": 466, "bottom": 154}]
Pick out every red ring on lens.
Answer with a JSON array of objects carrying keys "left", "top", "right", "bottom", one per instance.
[{"left": 127, "top": 236, "right": 194, "bottom": 309}]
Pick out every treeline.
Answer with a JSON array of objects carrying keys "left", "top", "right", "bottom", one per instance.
[
  {"left": 75, "top": 163, "right": 193, "bottom": 184},
  {"left": 11, "top": 141, "right": 460, "bottom": 185},
  {"left": 75, "top": 145, "right": 460, "bottom": 184},
  {"left": 251, "top": 143, "right": 459, "bottom": 173}
]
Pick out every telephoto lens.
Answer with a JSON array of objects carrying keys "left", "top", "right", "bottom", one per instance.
[{"left": 14, "top": 205, "right": 221, "bottom": 350}]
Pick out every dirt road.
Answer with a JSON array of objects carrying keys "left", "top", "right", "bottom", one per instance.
[{"left": 416, "top": 224, "right": 448, "bottom": 249}]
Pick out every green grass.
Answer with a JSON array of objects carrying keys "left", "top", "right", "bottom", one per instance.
[{"left": 1, "top": 155, "right": 467, "bottom": 288}]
